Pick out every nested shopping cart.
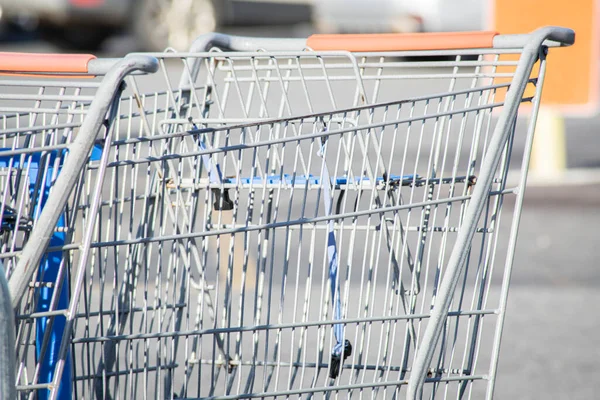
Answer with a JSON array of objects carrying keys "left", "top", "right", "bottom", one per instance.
[
  {"left": 1, "top": 26, "right": 573, "bottom": 400},
  {"left": 0, "top": 53, "right": 158, "bottom": 400}
]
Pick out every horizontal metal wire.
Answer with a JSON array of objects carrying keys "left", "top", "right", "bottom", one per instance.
[
  {"left": 174, "top": 375, "right": 487, "bottom": 400},
  {"left": 73, "top": 359, "right": 472, "bottom": 380},
  {"left": 15, "top": 309, "right": 67, "bottom": 320},
  {"left": 71, "top": 363, "right": 180, "bottom": 382},
  {"left": 70, "top": 309, "right": 496, "bottom": 344},
  {"left": 0, "top": 143, "right": 71, "bottom": 157},
  {"left": 354, "top": 61, "right": 519, "bottom": 68},
  {"left": 187, "top": 359, "right": 471, "bottom": 376},
  {"left": 15, "top": 383, "right": 53, "bottom": 391},
  {"left": 0, "top": 80, "right": 102, "bottom": 88},
  {"left": 219, "top": 73, "right": 518, "bottom": 84},
  {"left": 200, "top": 224, "right": 495, "bottom": 234},
  {"left": 0, "top": 107, "right": 89, "bottom": 115},
  {"left": 164, "top": 175, "right": 474, "bottom": 191},
  {"left": 0, "top": 94, "right": 96, "bottom": 102},
  {"left": 150, "top": 48, "right": 523, "bottom": 59},
  {"left": 214, "top": 60, "right": 519, "bottom": 70},
  {"left": 71, "top": 302, "right": 186, "bottom": 320},
  {"left": 0, "top": 121, "right": 82, "bottom": 137}
]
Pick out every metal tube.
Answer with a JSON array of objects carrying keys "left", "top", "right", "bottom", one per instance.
[
  {"left": 87, "top": 58, "right": 154, "bottom": 76},
  {"left": 493, "top": 26, "right": 575, "bottom": 49},
  {"left": 86, "top": 58, "right": 123, "bottom": 75},
  {"left": 187, "top": 32, "right": 307, "bottom": 53}
]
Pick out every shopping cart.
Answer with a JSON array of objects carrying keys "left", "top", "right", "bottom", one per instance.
[
  {"left": 3, "top": 26, "right": 573, "bottom": 400},
  {"left": 0, "top": 53, "right": 158, "bottom": 399}
]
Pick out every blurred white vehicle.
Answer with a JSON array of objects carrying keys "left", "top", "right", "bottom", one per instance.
[
  {"left": 313, "top": 0, "right": 487, "bottom": 34},
  {"left": 407, "top": 0, "right": 487, "bottom": 32}
]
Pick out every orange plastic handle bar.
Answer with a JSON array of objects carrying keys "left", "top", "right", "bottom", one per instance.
[
  {"left": 306, "top": 31, "right": 498, "bottom": 52},
  {"left": 0, "top": 53, "right": 96, "bottom": 74}
]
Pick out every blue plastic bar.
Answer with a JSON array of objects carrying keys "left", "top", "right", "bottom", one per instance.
[{"left": 222, "top": 173, "right": 417, "bottom": 187}]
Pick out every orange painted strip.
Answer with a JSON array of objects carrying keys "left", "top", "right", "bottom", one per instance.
[
  {"left": 306, "top": 31, "right": 498, "bottom": 52},
  {"left": 0, "top": 53, "right": 96, "bottom": 74},
  {"left": 0, "top": 73, "right": 96, "bottom": 79},
  {"left": 70, "top": 0, "right": 104, "bottom": 7}
]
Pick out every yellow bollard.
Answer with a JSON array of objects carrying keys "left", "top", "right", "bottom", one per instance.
[
  {"left": 216, "top": 210, "right": 257, "bottom": 293},
  {"left": 530, "top": 106, "right": 567, "bottom": 180}
]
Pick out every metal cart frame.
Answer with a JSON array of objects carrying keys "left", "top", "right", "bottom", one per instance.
[{"left": 1, "top": 26, "right": 574, "bottom": 400}]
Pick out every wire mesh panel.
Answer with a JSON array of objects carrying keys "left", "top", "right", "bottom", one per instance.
[
  {"left": 7, "top": 28, "right": 574, "bottom": 400},
  {"left": 56, "top": 44, "right": 541, "bottom": 400}
]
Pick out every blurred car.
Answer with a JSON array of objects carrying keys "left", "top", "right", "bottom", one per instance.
[
  {"left": 313, "top": 0, "right": 419, "bottom": 34},
  {"left": 313, "top": 0, "right": 487, "bottom": 34},
  {"left": 0, "top": 0, "right": 313, "bottom": 51}
]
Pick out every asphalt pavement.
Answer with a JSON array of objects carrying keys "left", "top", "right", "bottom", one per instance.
[{"left": 496, "top": 183, "right": 600, "bottom": 399}]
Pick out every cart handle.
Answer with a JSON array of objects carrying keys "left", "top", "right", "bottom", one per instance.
[
  {"left": 0, "top": 53, "right": 146, "bottom": 77},
  {"left": 185, "top": 26, "right": 574, "bottom": 53},
  {"left": 307, "top": 27, "right": 575, "bottom": 52},
  {"left": 0, "top": 53, "right": 96, "bottom": 75},
  {"left": 306, "top": 31, "right": 499, "bottom": 52}
]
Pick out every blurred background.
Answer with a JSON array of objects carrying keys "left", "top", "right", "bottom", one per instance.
[
  {"left": 0, "top": 0, "right": 597, "bottom": 398},
  {"left": 0, "top": 0, "right": 488, "bottom": 53}
]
